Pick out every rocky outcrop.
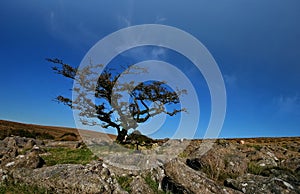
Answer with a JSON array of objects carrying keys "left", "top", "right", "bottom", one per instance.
[
  {"left": 0, "top": 136, "right": 45, "bottom": 168},
  {"left": 163, "top": 158, "right": 241, "bottom": 194},
  {"left": 130, "top": 176, "right": 154, "bottom": 194},
  {"left": 225, "top": 173, "right": 300, "bottom": 194},
  {"left": 161, "top": 176, "right": 190, "bottom": 194},
  {"left": 11, "top": 162, "right": 125, "bottom": 194},
  {"left": 0, "top": 136, "right": 299, "bottom": 193}
]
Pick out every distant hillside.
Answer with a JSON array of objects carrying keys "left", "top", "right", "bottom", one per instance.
[{"left": 0, "top": 119, "right": 116, "bottom": 141}]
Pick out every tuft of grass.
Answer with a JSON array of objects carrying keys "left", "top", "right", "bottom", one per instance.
[
  {"left": 178, "top": 151, "right": 189, "bottom": 158},
  {"left": 216, "top": 139, "right": 227, "bottom": 146},
  {"left": 246, "top": 144, "right": 263, "bottom": 151},
  {"left": 41, "top": 146, "right": 97, "bottom": 166},
  {"left": 117, "top": 175, "right": 133, "bottom": 193},
  {"left": 0, "top": 181, "right": 53, "bottom": 194},
  {"left": 144, "top": 173, "right": 165, "bottom": 194},
  {"left": 127, "top": 132, "right": 155, "bottom": 145},
  {"left": 252, "top": 144, "right": 262, "bottom": 151},
  {"left": 201, "top": 158, "right": 222, "bottom": 181},
  {"left": 247, "top": 162, "right": 265, "bottom": 175},
  {"left": 200, "top": 158, "right": 238, "bottom": 183},
  {"left": 218, "top": 172, "right": 238, "bottom": 182}
]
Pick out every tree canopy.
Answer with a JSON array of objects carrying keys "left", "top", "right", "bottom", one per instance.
[{"left": 48, "top": 58, "right": 187, "bottom": 142}]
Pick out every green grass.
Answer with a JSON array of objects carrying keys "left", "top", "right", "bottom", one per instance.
[
  {"left": 0, "top": 181, "right": 52, "bottom": 194},
  {"left": 127, "top": 132, "right": 156, "bottom": 144},
  {"left": 117, "top": 176, "right": 133, "bottom": 193},
  {"left": 178, "top": 151, "right": 189, "bottom": 158},
  {"left": 247, "top": 162, "right": 265, "bottom": 175},
  {"left": 252, "top": 144, "right": 263, "bottom": 151},
  {"left": 144, "top": 173, "right": 166, "bottom": 194},
  {"left": 245, "top": 144, "right": 263, "bottom": 151},
  {"left": 199, "top": 158, "right": 238, "bottom": 183},
  {"left": 216, "top": 139, "right": 227, "bottom": 146},
  {"left": 41, "top": 146, "right": 97, "bottom": 166}
]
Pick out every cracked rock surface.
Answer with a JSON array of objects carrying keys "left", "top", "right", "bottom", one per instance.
[{"left": 0, "top": 136, "right": 299, "bottom": 194}]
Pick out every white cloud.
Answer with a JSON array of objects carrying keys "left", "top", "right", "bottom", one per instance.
[{"left": 151, "top": 47, "right": 167, "bottom": 59}]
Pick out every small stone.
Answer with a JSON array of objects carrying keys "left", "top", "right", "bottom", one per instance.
[
  {"left": 101, "top": 167, "right": 110, "bottom": 177},
  {"left": 17, "top": 155, "right": 25, "bottom": 159},
  {"left": 5, "top": 161, "right": 15, "bottom": 167},
  {"left": 107, "top": 177, "right": 112, "bottom": 184},
  {"left": 242, "top": 187, "right": 246, "bottom": 193},
  {"left": 24, "top": 139, "right": 36, "bottom": 149},
  {"left": 283, "top": 181, "right": 294, "bottom": 190},
  {"left": 2, "top": 175, "right": 8, "bottom": 181}
]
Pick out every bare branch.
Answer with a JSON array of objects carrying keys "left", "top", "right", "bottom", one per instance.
[{"left": 48, "top": 58, "right": 187, "bottom": 142}]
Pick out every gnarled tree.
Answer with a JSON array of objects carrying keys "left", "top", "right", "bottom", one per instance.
[{"left": 48, "top": 58, "right": 186, "bottom": 142}]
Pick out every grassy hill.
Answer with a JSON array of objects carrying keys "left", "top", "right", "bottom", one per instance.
[{"left": 0, "top": 119, "right": 116, "bottom": 141}]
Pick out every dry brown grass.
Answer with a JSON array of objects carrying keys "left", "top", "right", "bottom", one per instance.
[{"left": 0, "top": 119, "right": 116, "bottom": 141}]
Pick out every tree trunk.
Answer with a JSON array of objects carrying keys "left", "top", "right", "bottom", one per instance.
[{"left": 116, "top": 128, "right": 127, "bottom": 143}]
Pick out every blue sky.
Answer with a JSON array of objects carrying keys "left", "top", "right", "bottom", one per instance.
[{"left": 0, "top": 0, "right": 299, "bottom": 138}]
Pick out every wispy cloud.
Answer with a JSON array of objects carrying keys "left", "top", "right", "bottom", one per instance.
[
  {"left": 120, "top": 46, "right": 168, "bottom": 62},
  {"left": 223, "top": 74, "right": 237, "bottom": 88},
  {"left": 115, "top": 15, "right": 169, "bottom": 60},
  {"left": 118, "top": 16, "right": 132, "bottom": 27},
  {"left": 118, "top": 15, "right": 167, "bottom": 28},
  {"left": 151, "top": 47, "right": 167, "bottom": 59},
  {"left": 47, "top": 10, "right": 98, "bottom": 48},
  {"left": 49, "top": 11, "right": 56, "bottom": 31},
  {"left": 274, "top": 94, "right": 300, "bottom": 115},
  {"left": 155, "top": 16, "right": 167, "bottom": 24}
]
